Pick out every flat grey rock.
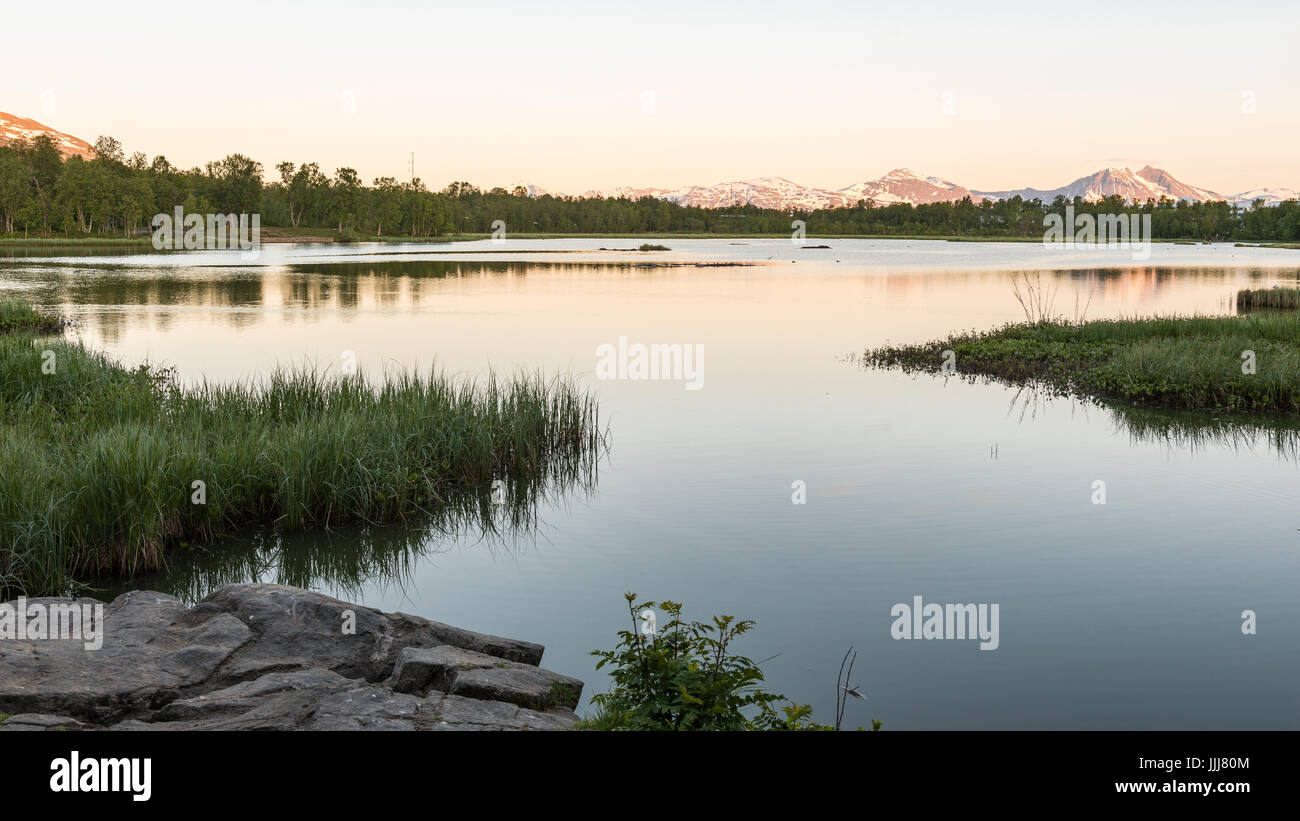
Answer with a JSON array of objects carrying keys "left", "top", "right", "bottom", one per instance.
[
  {"left": 0, "top": 713, "right": 90, "bottom": 731},
  {"left": 0, "top": 584, "right": 582, "bottom": 731},
  {"left": 390, "top": 645, "right": 583, "bottom": 710}
]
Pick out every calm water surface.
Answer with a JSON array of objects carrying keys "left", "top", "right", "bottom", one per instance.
[{"left": 4, "top": 238, "right": 1299, "bottom": 729}]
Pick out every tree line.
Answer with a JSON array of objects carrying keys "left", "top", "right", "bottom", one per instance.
[{"left": 1, "top": 133, "right": 1297, "bottom": 241}]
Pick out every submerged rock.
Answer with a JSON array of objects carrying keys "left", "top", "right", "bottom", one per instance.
[{"left": 0, "top": 584, "right": 581, "bottom": 731}]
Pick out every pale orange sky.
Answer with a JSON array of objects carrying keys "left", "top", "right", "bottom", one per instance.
[{"left": 2, "top": 0, "right": 1296, "bottom": 194}]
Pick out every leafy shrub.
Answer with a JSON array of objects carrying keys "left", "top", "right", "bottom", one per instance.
[{"left": 587, "top": 593, "right": 872, "bottom": 731}]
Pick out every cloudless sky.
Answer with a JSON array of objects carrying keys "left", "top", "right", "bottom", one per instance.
[{"left": 2, "top": 0, "right": 1296, "bottom": 193}]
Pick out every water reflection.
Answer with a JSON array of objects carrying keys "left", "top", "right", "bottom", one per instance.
[
  {"left": 30, "top": 263, "right": 1296, "bottom": 321},
  {"left": 31, "top": 260, "right": 752, "bottom": 345},
  {"left": 1111, "top": 402, "right": 1300, "bottom": 460},
  {"left": 96, "top": 454, "right": 602, "bottom": 605},
  {"left": 0, "top": 244, "right": 153, "bottom": 260},
  {"left": 992, "top": 377, "right": 1300, "bottom": 462}
]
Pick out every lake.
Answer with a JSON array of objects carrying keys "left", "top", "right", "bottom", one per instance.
[{"left": 3, "top": 237, "right": 1299, "bottom": 729}]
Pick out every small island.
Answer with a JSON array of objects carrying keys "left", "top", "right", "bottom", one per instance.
[{"left": 864, "top": 304, "right": 1300, "bottom": 413}]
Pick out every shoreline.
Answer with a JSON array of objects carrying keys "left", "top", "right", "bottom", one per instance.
[{"left": 6, "top": 233, "right": 1300, "bottom": 246}]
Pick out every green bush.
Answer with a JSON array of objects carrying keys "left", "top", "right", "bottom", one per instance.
[{"left": 586, "top": 593, "right": 878, "bottom": 731}]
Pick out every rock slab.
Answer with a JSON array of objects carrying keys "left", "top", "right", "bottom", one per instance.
[{"left": 0, "top": 584, "right": 581, "bottom": 731}]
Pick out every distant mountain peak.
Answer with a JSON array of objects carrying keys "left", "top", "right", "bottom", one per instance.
[
  {"left": 973, "top": 166, "right": 1231, "bottom": 204},
  {"left": 0, "top": 111, "right": 94, "bottom": 159},
  {"left": 838, "top": 170, "right": 984, "bottom": 206}
]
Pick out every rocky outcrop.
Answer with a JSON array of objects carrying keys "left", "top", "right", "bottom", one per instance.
[{"left": 0, "top": 584, "right": 582, "bottom": 731}]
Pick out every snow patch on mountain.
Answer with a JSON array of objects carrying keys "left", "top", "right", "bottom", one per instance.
[{"left": 1229, "top": 187, "right": 1300, "bottom": 206}]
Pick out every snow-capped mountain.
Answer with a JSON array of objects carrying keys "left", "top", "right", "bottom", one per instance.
[
  {"left": 566, "top": 167, "right": 1298, "bottom": 208},
  {"left": 572, "top": 166, "right": 1282, "bottom": 209},
  {"left": 579, "top": 171, "right": 984, "bottom": 210},
  {"left": 1133, "top": 166, "right": 1225, "bottom": 201},
  {"left": 836, "top": 168, "right": 988, "bottom": 205},
  {"left": 582, "top": 177, "right": 854, "bottom": 210},
  {"left": 0, "top": 111, "right": 94, "bottom": 159},
  {"left": 1229, "top": 187, "right": 1300, "bottom": 206},
  {"left": 973, "top": 166, "right": 1226, "bottom": 203}
]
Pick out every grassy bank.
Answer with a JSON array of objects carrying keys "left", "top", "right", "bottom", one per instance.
[
  {"left": 0, "top": 305, "right": 604, "bottom": 597},
  {"left": 863, "top": 313, "right": 1300, "bottom": 413},
  {"left": 0, "top": 236, "right": 154, "bottom": 246},
  {"left": 0, "top": 230, "right": 463, "bottom": 246},
  {"left": 6, "top": 232, "right": 1283, "bottom": 246}
]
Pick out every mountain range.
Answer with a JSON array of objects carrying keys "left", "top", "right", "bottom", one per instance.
[
  {"left": 567, "top": 166, "right": 1297, "bottom": 209},
  {"left": 3, "top": 110, "right": 1295, "bottom": 208},
  {"left": 553, "top": 169, "right": 986, "bottom": 210}
]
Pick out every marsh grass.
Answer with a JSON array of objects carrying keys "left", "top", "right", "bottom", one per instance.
[
  {"left": 0, "top": 328, "right": 605, "bottom": 597},
  {"left": 862, "top": 312, "right": 1300, "bottom": 413},
  {"left": 1237, "top": 287, "right": 1300, "bottom": 311},
  {"left": 0, "top": 302, "right": 67, "bottom": 334}
]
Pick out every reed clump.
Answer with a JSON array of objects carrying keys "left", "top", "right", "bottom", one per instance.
[
  {"left": 1236, "top": 287, "right": 1300, "bottom": 311},
  {"left": 863, "top": 312, "right": 1300, "bottom": 414},
  {"left": 0, "top": 305, "right": 604, "bottom": 597}
]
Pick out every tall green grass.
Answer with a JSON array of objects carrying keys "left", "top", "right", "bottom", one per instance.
[{"left": 0, "top": 325, "right": 604, "bottom": 597}]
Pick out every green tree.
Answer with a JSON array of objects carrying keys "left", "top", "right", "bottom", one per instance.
[
  {"left": 92, "top": 136, "right": 124, "bottom": 165},
  {"left": 0, "top": 146, "right": 32, "bottom": 234},
  {"left": 330, "top": 167, "right": 362, "bottom": 233},
  {"left": 204, "top": 154, "right": 263, "bottom": 214},
  {"left": 15, "top": 135, "right": 63, "bottom": 233},
  {"left": 371, "top": 176, "right": 403, "bottom": 236}
]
